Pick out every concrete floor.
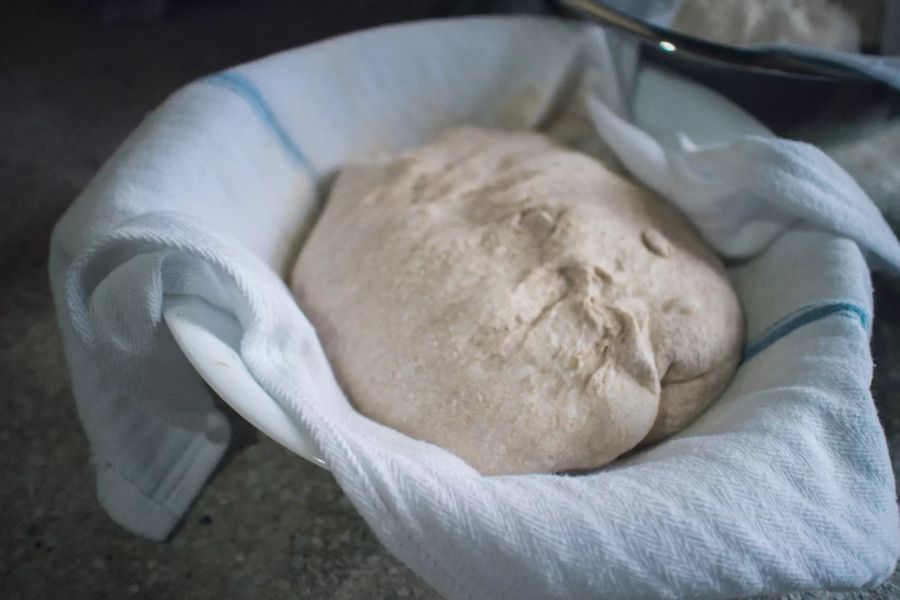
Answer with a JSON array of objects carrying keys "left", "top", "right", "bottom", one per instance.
[{"left": 2, "top": 1, "right": 899, "bottom": 598}]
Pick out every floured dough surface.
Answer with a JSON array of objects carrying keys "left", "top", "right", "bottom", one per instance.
[{"left": 292, "top": 127, "right": 744, "bottom": 475}]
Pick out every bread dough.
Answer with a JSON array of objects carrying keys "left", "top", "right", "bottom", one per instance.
[{"left": 292, "top": 127, "right": 744, "bottom": 475}]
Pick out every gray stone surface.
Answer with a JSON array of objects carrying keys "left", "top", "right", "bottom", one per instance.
[{"left": 2, "top": 1, "right": 899, "bottom": 599}]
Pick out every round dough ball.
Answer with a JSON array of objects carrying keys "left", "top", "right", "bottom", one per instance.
[{"left": 292, "top": 127, "right": 744, "bottom": 475}]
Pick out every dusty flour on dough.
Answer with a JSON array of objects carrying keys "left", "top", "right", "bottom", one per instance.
[
  {"left": 292, "top": 127, "right": 744, "bottom": 475},
  {"left": 674, "top": 0, "right": 861, "bottom": 52}
]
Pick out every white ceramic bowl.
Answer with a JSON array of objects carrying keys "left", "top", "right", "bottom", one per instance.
[{"left": 164, "top": 295, "right": 327, "bottom": 468}]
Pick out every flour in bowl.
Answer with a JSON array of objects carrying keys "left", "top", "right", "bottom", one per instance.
[{"left": 674, "top": 0, "right": 861, "bottom": 52}]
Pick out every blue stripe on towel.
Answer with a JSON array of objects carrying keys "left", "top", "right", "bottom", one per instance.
[
  {"left": 204, "top": 71, "right": 315, "bottom": 176},
  {"left": 743, "top": 301, "right": 869, "bottom": 362}
]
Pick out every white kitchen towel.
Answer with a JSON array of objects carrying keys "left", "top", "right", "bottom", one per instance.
[{"left": 50, "top": 16, "right": 900, "bottom": 599}]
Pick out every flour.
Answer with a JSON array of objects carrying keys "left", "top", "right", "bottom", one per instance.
[{"left": 674, "top": 0, "right": 862, "bottom": 52}]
